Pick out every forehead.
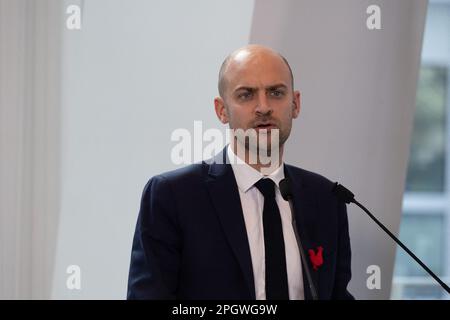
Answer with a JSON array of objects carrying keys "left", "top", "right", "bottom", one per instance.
[{"left": 225, "top": 52, "right": 291, "bottom": 90}]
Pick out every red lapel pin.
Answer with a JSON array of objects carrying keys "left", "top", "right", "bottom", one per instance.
[{"left": 308, "top": 246, "right": 323, "bottom": 271}]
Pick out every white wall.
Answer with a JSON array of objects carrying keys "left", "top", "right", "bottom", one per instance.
[
  {"left": 52, "top": 0, "right": 255, "bottom": 299},
  {"left": 250, "top": 0, "right": 427, "bottom": 299}
]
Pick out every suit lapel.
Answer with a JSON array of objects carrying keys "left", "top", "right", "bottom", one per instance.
[
  {"left": 203, "top": 150, "right": 320, "bottom": 300},
  {"left": 204, "top": 148, "right": 256, "bottom": 299},
  {"left": 284, "top": 165, "right": 320, "bottom": 300}
]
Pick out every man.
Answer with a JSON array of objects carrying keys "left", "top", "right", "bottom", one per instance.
[{"left": 127, "top": 45, "right": 353, "bottom": 300}]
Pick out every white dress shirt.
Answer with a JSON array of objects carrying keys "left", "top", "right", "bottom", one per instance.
[{"left": 227, "top": 144, "right": 304, "bottom": 300}]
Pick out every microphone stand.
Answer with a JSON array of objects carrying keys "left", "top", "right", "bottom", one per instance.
[
  {"left": 288, "top": 200, "right": 319, "bottom": 300},
  {"left": 333, "top": 182, "right": 450, "bottom": 294},
  {"left": 279, "top": 179, "right": 318, "bottom": 300}
]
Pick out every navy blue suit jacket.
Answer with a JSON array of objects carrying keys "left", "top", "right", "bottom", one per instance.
[{"left": 127, "top": 148, "right": 353, "bottom": 300}]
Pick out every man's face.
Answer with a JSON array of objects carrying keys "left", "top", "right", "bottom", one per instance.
[{"left": 215, "top": 49, "right": 300, "bottom": 153}]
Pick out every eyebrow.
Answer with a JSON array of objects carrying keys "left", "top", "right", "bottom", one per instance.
[
  {"left": 233, "top": 83, "right": 288, "bottom": 93},
  {"left": 267, "top": 84, "right": 288, "bottom": 91}
]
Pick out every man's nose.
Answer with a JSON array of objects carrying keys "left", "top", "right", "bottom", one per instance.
[{"left": 255, "top": 92, "right": 272, "bottom": 115}]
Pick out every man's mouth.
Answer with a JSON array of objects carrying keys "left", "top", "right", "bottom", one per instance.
[{"left": 254, "top": 123, "right": 278, "bottom": 130}]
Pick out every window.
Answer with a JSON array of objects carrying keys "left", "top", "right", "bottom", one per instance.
[
  {"left": 405, "top": 66, "right": 446, "bottom": 193},
  {"left": 392, "top": 1, "right": 450, "bottom": 300}
]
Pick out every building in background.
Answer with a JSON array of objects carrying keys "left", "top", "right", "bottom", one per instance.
[{"left": 392, "top": 0, "right": 450, "bottom": 299}]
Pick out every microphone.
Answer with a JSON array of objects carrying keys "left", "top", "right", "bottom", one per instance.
[
  {"left": 279, "top": 178, "right": 318, "bottom": 300},
  {"left": 332, "top": 182, "right": 450, "bottom": 294}
]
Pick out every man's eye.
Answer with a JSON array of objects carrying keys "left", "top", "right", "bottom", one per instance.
[
  {"left": 269, "top": 90, "right": 284, "bottom": 97},
  {"left": 238, "top": 92, "right": 253, "bottom": 99}
]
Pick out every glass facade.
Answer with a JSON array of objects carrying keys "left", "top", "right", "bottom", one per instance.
[{"left": 392, "top": 0, "right": 450, "bottom": 300}]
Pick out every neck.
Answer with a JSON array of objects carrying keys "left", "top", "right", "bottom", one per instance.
[{"left": 230, "top": 139, "right": 284, "bottom": 174}]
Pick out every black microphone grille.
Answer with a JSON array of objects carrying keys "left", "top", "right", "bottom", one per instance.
[
  {"left": 332, "top": 182, "right": 355, "bottom": 204},
  {"left": 279, "top": 178, "right": 293, "bottom": 201}
]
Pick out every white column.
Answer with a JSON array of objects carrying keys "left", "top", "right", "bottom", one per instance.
[{"left": 0, "top": 0, "right": 62, "bottom": 299}]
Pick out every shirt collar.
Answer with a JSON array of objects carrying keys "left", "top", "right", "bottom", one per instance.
[{"left": 227, "top": 144, "right": 285, "bottom": 193}]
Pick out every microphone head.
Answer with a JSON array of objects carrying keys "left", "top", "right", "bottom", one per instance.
[
  {"left": 279, "top": 178, "right": 293, "bottom": 201},
  {"left": 332, "top": 182, "right": 355, "bottom": 204}
]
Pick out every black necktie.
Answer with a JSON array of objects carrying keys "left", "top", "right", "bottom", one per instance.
[{"left": 255, "top": 178, "right": 289, "bottom": 300}]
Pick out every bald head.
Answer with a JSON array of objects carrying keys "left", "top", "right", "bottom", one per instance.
[{"left": 218, "top": 45, "right": 294, "bottom": 98}]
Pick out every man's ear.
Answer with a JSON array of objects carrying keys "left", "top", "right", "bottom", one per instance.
[
  {"left": 214, "top": 97, "right": 229, "bottom": 124},
  {"left": 292, "top": 91, "right": 301, "bottom": 119}
]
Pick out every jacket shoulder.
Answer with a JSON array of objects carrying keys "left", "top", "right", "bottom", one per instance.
[
  {"left": 158, "top": 162, "right": 205, "bottom": 181},
  {"left": 285, "top": 164, "right": 336, "bottom": 192},
  {"left": 142, "top": 162, "right": 207, "bottom": 193}
]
